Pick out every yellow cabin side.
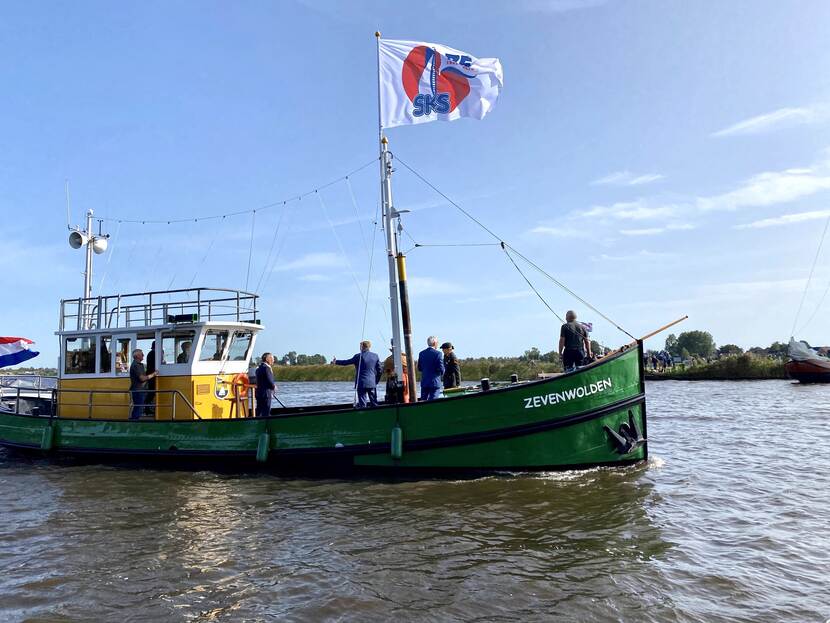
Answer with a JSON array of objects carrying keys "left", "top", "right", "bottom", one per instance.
[{"left": 57, "top": 320, "right": 261, "bottom": 421}]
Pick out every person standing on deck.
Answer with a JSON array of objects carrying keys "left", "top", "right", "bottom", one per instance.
[
  {"left": 559, "top": 311, "right": 592, "bottom": 372},
  {"left": 332, "top": 341, "right": 383, "bottom": 408},
  {"left": 255, "top": 352, "right": 276, "bottom": 417},
  {"left": 418, "top": 336, "right": 445, "bottom": 401},
  {"left": 441, "top": 342, "right": 461, "bottom": 390},
  {"left": 129, "top": 349, "right": 158, "bottom": 420},
  {"left": 145, "top": 340, "right": 158, "bottom": 415}
]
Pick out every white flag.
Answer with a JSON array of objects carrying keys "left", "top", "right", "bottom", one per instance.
[{"left": 378, "top": 39, "right": 503, "bottom": 129}]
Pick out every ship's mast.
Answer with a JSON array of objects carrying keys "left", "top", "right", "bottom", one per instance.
[
  {"left": 68, "top": 208, "right": 109, "bottom": 329},
  {"left": 376, "top": 32, "right": 405, "bottom": 383}
]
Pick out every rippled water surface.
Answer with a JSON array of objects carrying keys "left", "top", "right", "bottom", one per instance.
[{"left": 1, "top": 381, "right": 828, "bottom": 622}]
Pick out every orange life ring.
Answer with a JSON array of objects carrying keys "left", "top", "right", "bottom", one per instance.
[{"left": 231, "top": 373, "right": 250, "bottom": 399}]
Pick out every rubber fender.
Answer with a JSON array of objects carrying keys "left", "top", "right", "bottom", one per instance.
[
  {"left": 256, "top": 432, "right": 270, "bottom": 463},
  {"left": 391, "top": 424, "right": 403, "bottom": 459}
]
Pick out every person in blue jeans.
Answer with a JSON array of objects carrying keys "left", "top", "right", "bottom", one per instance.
[
  {"left": 129, "top": 349, "right": 158, "bottom": 420},
  {"left": 417, "top": 336, "right": 445, "bottom": 401},
  {"left": 332, "top": 340, "right": 383, "bottom": 408}
]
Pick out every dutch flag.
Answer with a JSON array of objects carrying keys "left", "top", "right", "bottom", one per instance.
[{"left": 0, "top": 337, "right": 40, "bottom": 368}]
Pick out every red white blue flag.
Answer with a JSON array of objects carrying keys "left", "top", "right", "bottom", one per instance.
[
  {"left": 0, "top": 337, "right": 39, "bottom": 368},
  {"left": 379, "top": 39, "right": 503, "bottom": 129}
]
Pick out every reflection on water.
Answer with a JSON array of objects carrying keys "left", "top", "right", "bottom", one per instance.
[{"left": 0, "top": 380, "right": 828, "bottom": 622}]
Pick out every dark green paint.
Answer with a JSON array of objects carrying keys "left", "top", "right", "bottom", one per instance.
[{"left": 0, "top": 345, "right": 646, "bottom": 472}]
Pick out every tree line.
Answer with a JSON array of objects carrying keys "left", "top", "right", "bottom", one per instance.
[{"left": 661, "top": 331, "right": 789, "bottom": 360}]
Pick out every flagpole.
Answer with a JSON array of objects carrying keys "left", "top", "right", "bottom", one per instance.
[{"left": 375, "top": 32, "right": 405, "bottom": 389}]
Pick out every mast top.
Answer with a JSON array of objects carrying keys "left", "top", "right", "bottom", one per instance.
[{"left": 375, "top": 31, "right": 381, "bottom": 38}]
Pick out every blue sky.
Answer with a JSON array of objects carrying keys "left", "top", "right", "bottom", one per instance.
[{"left": 3, "top": 0, "right": 830, "bottom": 365}]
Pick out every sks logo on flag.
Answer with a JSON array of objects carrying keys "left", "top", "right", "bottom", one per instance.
[
  {"left": 379, "top": 39, "right": 503, "bottom": 128},
  {"left": 402, "top": 47, "right": 474, "bottom": 117}
]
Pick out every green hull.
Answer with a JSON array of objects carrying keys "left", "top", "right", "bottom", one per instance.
[{"left": 0, "top": 344, "right": 647, "bottom": 473}]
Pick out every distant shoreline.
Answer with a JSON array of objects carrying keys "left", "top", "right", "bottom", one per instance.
[{"left": 643, "top": 354, "right": 787, "bottom": 381}]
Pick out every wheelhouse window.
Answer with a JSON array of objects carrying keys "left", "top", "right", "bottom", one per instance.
[
  {"left": 99, "top": 335, "right": 113, "bottom": 374},
  {"left": 115, "top": 337, "right": 132, "bottom": 376},
  {"left": 227, "top": 331, "right": 253, "bottom": 362},
  {"left": 64, "top": 336, "right": 97, "bottom": 375},
  {"left": 136, "top": 333, "right": 158, "bottom": 373},
  {"left": 199, "top": 330, "right": 229, "bottom": 362},
  {"left": 161, "top": 330, "right": 196, "bottom": 365}
]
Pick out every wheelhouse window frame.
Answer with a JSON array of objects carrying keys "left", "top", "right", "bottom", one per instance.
[
  {"left": 63, "top": 335, "right": 98, "bottom": 376},
  {"left": 160, "top": 329, "right": 197, "bottom": 369},
  {"left": 198, "top": 329, "right": 231, "bottom": 362},
  {"left": 226, "top": 330, "right": 254, "bottom": 363}
]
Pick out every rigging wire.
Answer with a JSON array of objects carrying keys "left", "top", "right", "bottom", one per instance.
[
  {"left": 258, "top": 199, "right": 301, "bottom": 294},
  {"left": 791, "top": 213, "right": 830, "bottom": 337},
  {"left": 188, "top": 221, "right": 226, "bottom": 288},
  {"left": 254, "top": 202, "right": 290, "bottom": 294},
  {"left": 316, "top": 190, "right": 369, "bottom": 309},
  {"left": 109, "top": 236, "right": 137, "bottom": 292},
  {"left": 98, "top": 158, "right": 379, "bottom": 225},
  {"left": 395, "top": 155, "right": 636, "bottom": 341},
  {"left": 502, "top": 244, "right": 565, "bottom": 324},
  {"left": 345, "top": 176, "right": 371, "bottom": 265},
  {"left": 97, "top": 220, "right": 122, "bottom": 292},
  {"left": 414, "top": 242, "right": 501, "bottom": 248},
  {"left": 245, "top": 210, "right": 256, "bottom": 291},
  {"left": 796, "top": 276, "right": 830, "bottom": 335}
]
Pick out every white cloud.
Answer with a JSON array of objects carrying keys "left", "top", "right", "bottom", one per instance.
[
  {"left": 274, "top": 252, "right": 343, "bottom": 272},
  {"left": 734, "top": 209, "right": 830, "bottom": 230},
  {"left": 528, "top": 225, "right": 592, "bottom": 239},
  {"left": 520, "top": 0, "right": 608, "bottom": 13},
  {"left": 407, "top": 276, "right": 463, "bottom": 296},
  {"left": 697, "top": 167, "right": 830, "bottom": 212},
  {"left": 581, "top": 199, "right": 677, "bottom": 220},
  {"left": 458, "top": 290, "right": 533, "bottom": 303},
  {"left": 298, "top": 273, "right": 333, "bottom": 282},
  {"left": 619, "top": 228, "right": 664, "bottom": 236},
  {"left": 711, "top": 105, "right": 828, "bottom": 138},
  {"left": 591, "top": 250, "right": 675, "bottom": 261},
  {"left": 619, "top": 223, "right": 695, "bottom": 236},
  {"left": 592, "top": 171, "right": 665, "bottom": 186}
]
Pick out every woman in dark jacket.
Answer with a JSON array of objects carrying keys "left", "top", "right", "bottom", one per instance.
[{"left": 441, "top": 342, "right": 461, "bottom": 389}]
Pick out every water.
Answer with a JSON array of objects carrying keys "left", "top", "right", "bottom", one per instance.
[{"left": 0, "top": 381, "right": 828, "bottom": 622}]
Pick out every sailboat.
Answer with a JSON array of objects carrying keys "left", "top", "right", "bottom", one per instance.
[
  {"left": 0, "top": 35, "right": 656, "bottom": 473},
  {"left": 785, "top": 339, "right": 830, "bottom": 383}
]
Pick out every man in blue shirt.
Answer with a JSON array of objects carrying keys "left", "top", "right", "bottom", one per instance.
[
  {"left": 332, "top": 340, "right": 383, "bottom": 408},
  {"left": 255, "top": 352, "right": 276, "bottom": 417},
  {"left": 418, "top": 336, "right": 445, "bottom": 401}
]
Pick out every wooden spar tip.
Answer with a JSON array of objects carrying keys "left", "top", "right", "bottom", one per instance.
[
  {"left": 638, "top": 315, "right": 689, "bottom": 343},
  {"left": 375, "top": 31, "right": 381, "bottom": 38}
]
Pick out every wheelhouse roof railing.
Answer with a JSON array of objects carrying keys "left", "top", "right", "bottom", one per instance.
[{"left": 60, "top": 287, "right": 259, "bottom": 332}]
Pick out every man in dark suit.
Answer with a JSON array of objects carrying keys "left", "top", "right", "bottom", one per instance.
[
  {"left": 332, "top": 340, "right": 383, "bottom": 408},
  {"left": 255, "top": 352, "right": 276, "bottom": 417},
  {"left": 418, "top": 336, "right": 445, "bottom": 401}
]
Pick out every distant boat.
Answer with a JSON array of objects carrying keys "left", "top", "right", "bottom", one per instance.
[{"left": 785, "top": 338, "right": 830, "bottom": 383}]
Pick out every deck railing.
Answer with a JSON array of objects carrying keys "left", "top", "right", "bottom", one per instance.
[
  {"left": 0, "top": 375, "right": 58, "bottom": 390},
  {"left": 60, "top": 287, "right": 259, "bottom": 331},
  {"left": 2, "top": 387, "right": 206, "bottom": 421}
]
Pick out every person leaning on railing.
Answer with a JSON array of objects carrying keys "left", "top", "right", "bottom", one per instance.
[{"left": 129, "top": 349, "right": 158, "bottom": 420}]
